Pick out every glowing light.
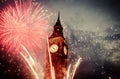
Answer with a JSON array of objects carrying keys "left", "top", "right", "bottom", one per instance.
[
  {"left": 0, "top": 0, "right": 51, "bottom": 79},
  {"left": 71, "top": 57, "right": 82, "bottom": 79},
  {"left": 66, "top": 64, "right": 71, "bottom": 79},
  {"left": 49, "top": 44, "right": 58, "bottom": 53},
  {"left": 47, "top": 38, "right": 55, "bottom": 79},
  {"left": 66, "top": 57, "right": 82, "bottom": 79},
  {"left": 20, "top": 53, "right": 38, "bottom": 78},
  {"left": 0, "top": 0, "right": 50, "bottom": 53}
]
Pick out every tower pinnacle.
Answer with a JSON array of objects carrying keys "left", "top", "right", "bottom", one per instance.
[
  {"left": 57, "top": 11, "right": 60, "bottom": 23},
  {"left": 54, "top": 11, "right": 62, "bottom": 27}
]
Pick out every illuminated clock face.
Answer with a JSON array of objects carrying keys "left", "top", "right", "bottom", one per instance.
[
  {"left": 64, "top": 46, "right": 67, "bottom": 55},
  {"left": 49, "top": 44, "right": 58, "bottom": 53}
]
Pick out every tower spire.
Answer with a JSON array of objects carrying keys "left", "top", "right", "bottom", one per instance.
[
  {"left": 54, "top": 11, "right": 62, "bottom": 27},
  {"left": 57, "top": 11, "right": 60, "bottom": 22},
  {"left": 50, "top": 11, "right": 63, "bottom": 38}
]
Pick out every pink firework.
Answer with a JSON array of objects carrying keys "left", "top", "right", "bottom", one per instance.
[{"left": 0, "top": 0, "right": 50, "bottom": 53}]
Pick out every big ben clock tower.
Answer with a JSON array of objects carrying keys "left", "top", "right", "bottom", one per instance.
[{"left": 45, "top": 12, "right": 68, "bottom": 79}]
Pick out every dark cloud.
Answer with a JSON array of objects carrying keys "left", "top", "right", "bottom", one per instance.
[{"left": 35, "top": 0, "right": 120, "bottom": 21}]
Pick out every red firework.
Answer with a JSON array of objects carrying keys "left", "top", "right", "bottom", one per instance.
[{"left": 0, "top": 0, "right": 50, "bottom": 53}]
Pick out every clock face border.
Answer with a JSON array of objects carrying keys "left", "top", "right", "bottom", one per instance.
[
  {"left": 49, "top": 44, "right": 59, "bottom": 53},
  {"left": 63, "top": 46, "right": 67, "bottom": 55}
]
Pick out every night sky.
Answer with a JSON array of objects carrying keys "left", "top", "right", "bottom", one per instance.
[{"left": 0, "top": 0, "right": 120, "bottom": 79}]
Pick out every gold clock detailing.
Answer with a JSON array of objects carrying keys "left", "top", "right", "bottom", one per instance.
[
  {"left": 49, "top": 44, "right": 58, "bottom": 53},
  {"left": 63, "top": 46, "right": 67, "bottom": 55}
]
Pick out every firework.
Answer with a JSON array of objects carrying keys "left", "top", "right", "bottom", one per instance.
[
  {"left": 0, "top": 0, "right": 51, "bottom": 79},
  {"left": 0, "top": 0, "right": 50, "bottom": 53}
]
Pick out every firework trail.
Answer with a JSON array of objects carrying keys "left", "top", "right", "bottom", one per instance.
[
  {"left": 66, "top": 57, "right": 82, "bottom": 79},
  {"left": 0, "top": 0, "right": 51, "bottom": 79}
]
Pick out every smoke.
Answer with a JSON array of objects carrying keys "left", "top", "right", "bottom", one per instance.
[{"left": 40, "top": 0, "right": 120, "bottom": 64}]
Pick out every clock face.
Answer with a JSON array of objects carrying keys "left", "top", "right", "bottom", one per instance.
[
  {"left": 64, "top": 46, "right": 67, "bottom": 55},
  {"left": 49, "top": 44, "right": 58, "bottom": 53}
]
